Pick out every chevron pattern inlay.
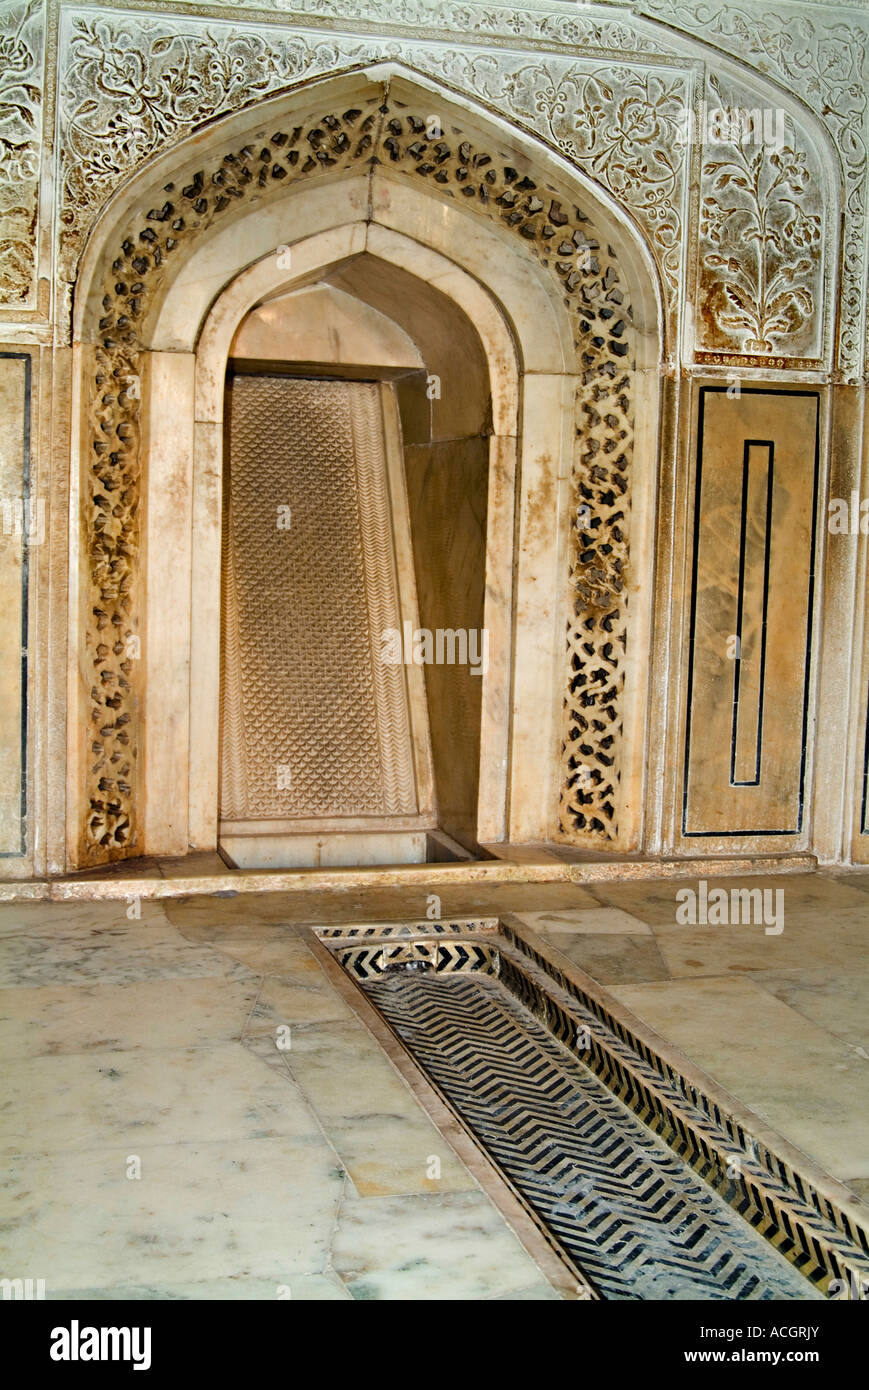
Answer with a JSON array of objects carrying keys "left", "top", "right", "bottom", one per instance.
[{"left": 363, "top": 970, "right": 820, "bottom": 1301}]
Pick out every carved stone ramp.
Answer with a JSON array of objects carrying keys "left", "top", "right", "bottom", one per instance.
[{"left": 363, "top": 967, "right": 819, "bottom": 1301}]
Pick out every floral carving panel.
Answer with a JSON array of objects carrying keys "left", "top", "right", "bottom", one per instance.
[
  {"left": 695, "top": 74, "right": 825, "bottom": 364},
  {"left": 57, "top": 10, "right": 687, "bottom": 328},
  {"left": 164, "top": 0, "right": 658, "bottom": 53},
  {"left": 0, "top": 0, "right": 44, "bottom": 308},
  {"left": 645, "top": 0, "right": 866, "bottom": 377},
  {"left": 414, "top": 51, "right": 688, "bottom": 305},
  {"left": 58, "top": 11, "right": 369, "bottom": 277}
]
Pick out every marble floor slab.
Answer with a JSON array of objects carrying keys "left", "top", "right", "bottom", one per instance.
[
  {"left": 0, "top": 898, "right": 171, "bottom": 938},
  {"left": 1, "top": 1042, "right": 328, "bottom": 1156},
  {"left": 749, "top": 964, "right": 869, "bottom": 1053},
  {"left": 650, "top": 908, "right": 869, "bottom": 979},
  {"left": 512, "top": 907, "right": 652, "bottom": 934},
  {"left": 587, "top": 872, "right": 869, "bottom": 927},
  {"left": 244, "top": 970, "right": 356, "bottom": 1031},
  {"left": 0, "top": 976, "right": 263, "bottom": 1057},
  {"left": 609, "top": 976, "right": 869, "bottom": 1181},
  {"left": 1, "top": 1137, "right": 344, "bottom": 1289},
  {"left": 203, "top": 934, "right": 328, "bottom": 977},
  {"left": 161, "top": 880, "right": 599, "bottom": 935},
  {"left": 3, "top": 868, "right": 867, "bottom": 1298},
  {"left": 45, "top": 1273, "right": 353, "bottom": 1301},
  {"left": 0, "top": 920, "right": 255, "bottom": 988},
  {"left": 273, "top": 1018, "right": 477, "bottom": 1196},
  {"left": 540, "top": 932, "right": 671, "bottom": 985},
  {"left": 0, "top": 891, "right": 553, "bottom": 1298},
  {"left": 331, "top": 1189, "right": 554, "bottom": 1300}
]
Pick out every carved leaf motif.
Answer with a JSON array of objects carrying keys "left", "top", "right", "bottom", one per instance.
[
  {"left": 647, "top": 0, "right": 863, "bottom": 374},
  {"left": 0, "top": 0, "right": 43, "bottom": 306},
  {"left": 724, "top": 284, "right": 752, "bottom": 312},
  {"left": 699, "top": 125, "right": 821, "bottom": 356}
]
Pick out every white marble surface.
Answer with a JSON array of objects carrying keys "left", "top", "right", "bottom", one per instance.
[
  {"left": 7, "top": 872, "right": 865, "bottom": 1296},
  {"left": 331, "top": 1189, "right": 556, "bottom": 1301},
  {"left": 0, "top": 917, "right": 253, "bottom": 988},
  {"left": 514, "top": 907, "right": 652, "bottom": 935},
  {"left": 231, "top": 283, "right": 423, "bottom": 369},
  {"left": 3, "top": 1138, "right": 343, "bottom": 1287},
  {"left": 0, "top": 895, "right": 558, "bottom": 1299}
]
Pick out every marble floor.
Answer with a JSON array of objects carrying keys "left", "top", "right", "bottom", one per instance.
[
  {"left": 1, "top": 867, "right": 867, "bottom": 1298},
  {"left": 509, "top": 870, "right": 869, "bottom": 1205}
]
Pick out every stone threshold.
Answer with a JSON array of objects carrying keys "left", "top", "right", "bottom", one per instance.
[{"left": 0, "top": 852, "right": 817, "bottom": 902}]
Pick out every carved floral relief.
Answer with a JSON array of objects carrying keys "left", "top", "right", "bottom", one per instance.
[
  {"left": 58, "top": 12, "right": 369, "bottom": 277},
  {"left": 57, "top": 4, "right": 845, "bottom": 369},
  {"left": 0, "top": 0, "right": 44, "bottom": 308},
  {"left": 417, "top": 53, "right": 688, "bottom": 300},
  {"left": 645, "top": 0, "right": 866, "bottom": 376},
  {"left": 57, "top": 10, "right": 690, "bottom": 320},
  {"left": 696, "top": 73, "right": 824, "bottom": 360}
]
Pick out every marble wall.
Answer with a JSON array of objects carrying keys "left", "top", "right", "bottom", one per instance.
[
  {"left": 0, "top": 353, "right": 29, "bottom": 856},
  {"left": 0, "top": 0, "right": 866, "bottom": 874}
]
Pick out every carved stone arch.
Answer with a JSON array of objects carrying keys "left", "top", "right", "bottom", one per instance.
[
  {"left": 179, "top": 224, "right": 524, "bottom": 855},
  {"left": 68, "top": 64, "right": 663, "bottom": 868}
]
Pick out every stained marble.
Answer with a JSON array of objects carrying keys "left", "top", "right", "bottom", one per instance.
[
  {"left": 0, "top": 920, "right": 256, "bottom": 989},
  {"left": 513, "top": 907, "right": 652, "bottom": 935},
  {"left": 331, "top": 1190, "right": 554, "bottom": 1301},
  {"left": 538, "top": 932, "right": 671, "bottom": 986},
  {"left": 2, "top": 1138, "right": 344, "bottom": 1288},
  {"left": 0, "top": 976, "right": 262, "bottom": 1057},
  {"left": 0, "top": 895, "right": 555, "bottom": 1298},
  {"left": 610, "top": 976, "right": 869, "bottom": 1181}
]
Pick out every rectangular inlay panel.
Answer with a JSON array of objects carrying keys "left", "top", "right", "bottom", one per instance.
[
  {"left": 683, "top": 388, "right": 820, "bottom": 837},
  {"left": 220, "top": 376, "right": 417, "bottom": 820}
]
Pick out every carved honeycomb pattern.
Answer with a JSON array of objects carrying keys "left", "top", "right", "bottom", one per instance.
[
  {"left": 84, "top": 90, "right": 634, "bottom": 859},
  {"left": 85, "top": 342, "right": 140, "bottom": 855},
  {"left": 558, "top": 377, "right": 633, "bottom": 843}
]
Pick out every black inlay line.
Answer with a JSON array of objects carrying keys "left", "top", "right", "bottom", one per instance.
[
  {"left": 0, "top": 352, "right": 30, "bottom": 859},
  {"left": 730, "top": 440, "right": 774, "bottom": 787},
  {"left": 861, "top": 676, "right": 869, "bottom": 834},
  {"left": 682, "top": 387, "right": 821, "bottom": 838}
]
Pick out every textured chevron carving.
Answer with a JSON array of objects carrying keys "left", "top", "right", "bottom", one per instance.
[
  {"left": 500, "top": 926, "right": 869, "bottom": 1293},
  {"left": 327, "top": 917, "right": 869, "bottom": 1296},
  {"left": 364, "top": 968, "right": 817, "bottom": 1299}
]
